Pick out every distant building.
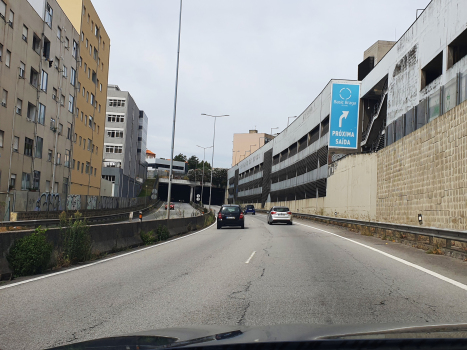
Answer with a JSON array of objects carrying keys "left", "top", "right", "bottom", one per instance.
[
  {"left": 101, "top": 85, "right": 146, "bottom": 197},
  {"left": 147, "top": 157, "right": 187, "bottom": 178},
  {"left": 232, "top": 130, "right": 274, "bottom": 166},
  {"left": 137, "top": 111, "right": 148, "bottom": 181}
]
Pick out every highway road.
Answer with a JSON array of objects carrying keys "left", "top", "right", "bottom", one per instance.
[{"left": 2, "top": 213, "right": 467, "bottom": 349}]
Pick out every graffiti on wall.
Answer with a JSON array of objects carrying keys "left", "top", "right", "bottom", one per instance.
[
  {"left": 100, "top": 197, "right": 118, "bottom": 210},
  {"left": 66, "top": 195, "right": 81, "bottom": 211},
  {"left": 86, "top": 196, "right": 97, "bottom": 210},
  {"left": 35, "top": 193, "right": 62, "bottom": 212}
]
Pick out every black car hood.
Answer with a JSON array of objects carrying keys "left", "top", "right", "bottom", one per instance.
[{"left": 49, "top": 323, "right": 467, "bottom": 349}]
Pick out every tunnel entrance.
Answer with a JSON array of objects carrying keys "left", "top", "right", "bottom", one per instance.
[{"left": 158, "top": 183, "right": 225, "bottom": 205}]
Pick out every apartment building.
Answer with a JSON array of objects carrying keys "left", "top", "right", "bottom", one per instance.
[
  {"left": 137, "top": 110, "right": 148, "bottom": 181},
  {"left": 232, "top": 130, "right": 274, "bottom": 166},
  {"left": 56, "top": 0, "right": 110, "bottom": 195},
  {"left": 102, "top": 85, "right": 143, "bottom": 198},
  {"left": 0, "top": 0, "right": 78, "bottom": 195}
]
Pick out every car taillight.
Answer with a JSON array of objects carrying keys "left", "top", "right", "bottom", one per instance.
[
  {"left": 271, "top": 211, "right": 276, "bottom": 215},
  {"left": 287, "top": 211, "right": 292, "bottom": 215},
  {"left": 239, "top": 213, "right": 244, "bottom": 219},
  {"left": 218, "top": 212, "right": 222, "bottom": 219}
]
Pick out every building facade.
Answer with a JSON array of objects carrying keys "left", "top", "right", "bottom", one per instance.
[
  {"left": 137, "top": 110, "right": 148, "bottom": 181},
  {"left": 147, "top": 158, "right": 187, "bottom": 178},
  {"left": 101, "top": 85, "right": 142, "bottom": 198},
  {"left": 232, "top": 130, "right": 274, "bottom": 166},
  {"left": 56, "top": 0, "right": 110, "bottom": 195},
  {"left": 0, "top": 0, "right": 79, "bottom": 196}
]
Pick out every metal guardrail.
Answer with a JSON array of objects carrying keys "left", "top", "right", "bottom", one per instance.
[
  {"left": 0, "top": 202, "right": 159, "bottom": 230},
  {"left": 257, "top": 210, "right": 467, "bottom": 244}
]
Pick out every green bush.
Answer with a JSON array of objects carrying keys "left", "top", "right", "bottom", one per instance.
[
  {"left": 61, "top": 212, "right": 92, "bottom": 264},
  {"left": 7, "top": 227, "right": 53, "bottom": 277},
  {"left": 141, "top": 230, "right": 156, "bottom": 245},
  {"left": 157, "top": 225, "right": 170, "bottom": 241},
  {"left": 204, "top": 212, "right": 216, "bottom": 226}
]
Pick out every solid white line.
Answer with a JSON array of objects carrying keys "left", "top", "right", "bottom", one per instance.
[
  {"left": 245, "top": 251, "right": 256, "bottom": 264},
  {"left": 0, "top": 221, "right": 217, "bottom": 291},
  {"left": 294, "top": 222, "right": 467, "bottom": 292}
]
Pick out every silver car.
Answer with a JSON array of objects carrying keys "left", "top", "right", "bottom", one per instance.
[{"left": 267, "top": 206, "right": 293, "bottom": 225}]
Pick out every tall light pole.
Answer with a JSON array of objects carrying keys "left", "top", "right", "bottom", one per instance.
[
  {"left": 166, "top": 0, "right": 183, "bottom": 220},
  {"left": 202, "top": 114, "right": 229, "bottom": 210},
  {"left": 287, "top": 116, "right": 298, "bottom": 126},
  {"left": 196, "top": 145, "right": 212, "bottom": 206},
  {"left": 271, "top": 127, "right": 279, "bottom": 135}
]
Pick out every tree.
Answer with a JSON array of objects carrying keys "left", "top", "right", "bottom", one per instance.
[
  {"left": 198, "top": 160, "right": 211, "bottom": 171},
  {"left": 173, "top": 153, "right": 187, "bottom": 162},
  {"left": 187, "top": 155, "right": 200, "bottom": 170},
  {"left": 212, "top": 168, "right": 228, "bottom": 188}
]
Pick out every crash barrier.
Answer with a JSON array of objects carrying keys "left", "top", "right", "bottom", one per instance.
[
  {"left": 257, "top": 210, "right": 467, "bottom": 259},
  {"left": 0, "top": 212, "right": 213, "bottom": 280},
  {"left": 0, "top": 201, "right": 160, "bottom": 230}
]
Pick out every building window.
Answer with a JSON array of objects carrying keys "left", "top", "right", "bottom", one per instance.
[
  {"left": 22, "top": 25, "right": 28, "bottom": 42},
  {"left": 97, "top": 125, "right": 99, "bottom": 134},
  {"left": 80, "top": 111, "right": 84, "bottom": 121},
  {"left": 33, "top": 34, "right": 41, "bottom": 54},
  {"left": 72, "top": 159, "right": 75, "bottom": 169},
  {"left": 85, "top": 162, "right": 90, "bottom": 174},
  {"left": 21, "top": 173, "right": 31, "bottom": 190},
  {"left": 107, "top": 114, "right": 124, "bottom": 122},
  {"left": 16, "top": 98, "right": 22, "bottom": 115},
  {"left": 1, "top": 89, "right": 7, "bottom": 107},
  {"left": 50, "top": 117, "right": 55, "bottom": 130},
  {"left": 81, "top": 31, "right": 84, "bottom": 41},
  {"left": 45, "top": 3, "right": 53, "bottom": 27},
  {"left": 421, "top": 52, "right": 443, "bottom": 90},
  {"left": 0, "top": 130, "right": 3, "bottom": 147},
  {"left": 41, "top": 70, "right": 48, "bottom": 92},
  {"left": 79, "top": 136, "right": 82, "bottom": 145},
  {"left": 108, "top": 99, "right": 126, "bottom": 107},
  {"left": 33, "top": 171, "right": 40, "bottom": 191},
  {"left": 89, "top": 116, "right": 93, "bottom": 127},
  {"left": 45, "top": 180, "right": 50, "bottom": 192},
  {"left": 47, "top": 149, "right": 52, "bottom": 162},
  {"left": 0, "top": 1, "right": 5, "bottom": 20},
  {"left": 105, "top": 145, "right": 123, "bottom": 153},
  {"left": 5, "top": 49, "right": 10, "bottom": 67},
  {"left": 77, "top": 160, "right": 80, "bottom": 170},
  {"left": 70, "top": 67, "right": 76, "bottom": 86},
  {"left": 85, "top": 38, "right": 88, "bottom": 48},
  {"left": 65, "top": 37, "right": 69, "bottom": 49},
  {"left": 100, "top": 83, "right": 102, "bottom": 92},
  {"left": 58, "top": 123, "right": 63, "bottom": 134},
  {"left": 87, "top": 139, "right": 91, "bottom": 151},
  {"left": 56, "top": 153, "right": 61, "bottom": 165},
  {"left": 93, "top": 47, "right": 98, "bottom": 61},
  {"left": 57, "top": 26, "right": 61, "bottom": 40},
  {"left": 94, "top": 168, "right": 96, "bottom": 176},
  {"left": 52, "top": 87, "right": 57, "bottom": 101},
  {"left": 62, "top": 65, "right": 67, "bottom": 78},
  {"left": 98, "top": 104, "right": 101, "bottom": 112},
  {"left": 96, "top": 146, "right": 98, "bottom": 154},
  {"left": 64, "top": 149, "right": 70, "bottom": 167},
  {"left": 79, "top": 56, "right": 82, "bottom": 66},
  {"left": 87, "top": 13, "right": 90, "bottom": 23},
  {"left": 74, "top": 133, "right": 77, "bottom": 142},
  {"left": 67, "top": 125, "right": 72, "bottom": 140},
  {"left": 35, "top": 136, "right": 43, "bottom": 158},
  {"left": 90, "top": 93, "right": 95, "bottom": 106},
  {"left": 38, "top": 103, "right": 45, "bottom": 124},
  {"left": 54, "top": 56, "right": 59, "bottom": 70},
  {"left": 72, "top": 40, "right": 78, "bottom": 58},
  {"left": 13, "top": 136, "right": 19, "bottom": 152},
  {"left": 92, "top": 70, "right": 97, "bottom": 84},
  {"left": 107, "top": 130, "right": 124, "bottom": 138},
  {"left": 63, "top": 177, "right": 68, "bottom": 194},
  {"left": 19, "top": 61, "right": 25, "bottom": 78},
  {"left": 27, "top": 102, "right": 37, "bottom": 121},
  {"left": 60, "top": 94, "right": 65, "bottom": 106},
  {"left": 24, "top": 137, "right": 33, "bottom": 157},
  {"left": 89, "top": 44, "right": 92, "bottom": 56},
  {"left": 0, "top": 43, "right": 3, "bottom": 61},
  {"left": 30, "top": 68, "right": 39, "bottom": 88},
  {"left": 90, "top": 166, "right": 93, "bottom": 175},
  {"left": 43, "top": 37, "right": 50, "bottom": 60},
  {"left": 84, "top": 114, "right": 87, "bottom": 126},
  {"left": 68, "top": 95, "right": 74, "bottom": 112},
  {"left": 82, "top": 86, "right": 85, "bottom": 97},
  {"left": 86, "top": 91, "right": 89, "bottom": 102},
  {"left": 8, "top": 9, "right": 13, "bottom": 27},
  {"left": 10, "top": 174, "right": 16, "bottom": 189}
]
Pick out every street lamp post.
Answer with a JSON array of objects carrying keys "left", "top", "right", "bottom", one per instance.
[
  {"left": 201, "top": 114, "right": 229, "bottom": 211},
  {"left": 166, "top": 0, "right": 183, "bottom": 220},
  {"left": 196, "top": 145, "right": 212, "bottom": 206},
  {"left": 271, "top": 127, "right": 279, "bottom": 135}
]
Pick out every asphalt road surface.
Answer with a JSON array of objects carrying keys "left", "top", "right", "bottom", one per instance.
[{"left": 2, "top": 214, "right": 467, "bottom": 349}]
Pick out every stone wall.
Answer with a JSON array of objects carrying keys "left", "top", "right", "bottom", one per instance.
[
  {"left": 377, "top": 100, "right": 467, "bottom": 229},
  {"left": 250, "top": 153, "right": 378, "bottom": 221}
]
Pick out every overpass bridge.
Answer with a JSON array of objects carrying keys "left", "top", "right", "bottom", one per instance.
[{"left": 157, "top": 178, "right": 225, "bottom": 205}]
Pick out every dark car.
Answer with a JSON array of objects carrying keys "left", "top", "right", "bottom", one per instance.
[
  {"left": 244, "top": 205, "right": 256, "bottom": 215},
  {"left": 217, "top": 205, "right": 244, "bottom": 229}
]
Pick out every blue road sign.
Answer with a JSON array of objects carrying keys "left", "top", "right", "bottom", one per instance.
[{"left": 329, "top": 83, "right": 360, "bottom": 149}]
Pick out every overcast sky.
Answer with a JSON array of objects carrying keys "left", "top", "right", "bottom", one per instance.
[{"left": 93, "top": 0, "right": 431, "bottom": 169}]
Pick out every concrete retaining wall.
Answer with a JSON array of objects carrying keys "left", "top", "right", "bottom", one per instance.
[{"left": 0, "top": 213, "right": 211, "bottom": 280}]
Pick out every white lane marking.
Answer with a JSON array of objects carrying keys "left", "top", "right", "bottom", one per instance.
[
  {"left": 245, "top": 251, "right": 256, "bottom": 264},
  {"left": 0, "top": 221, "right": 218, "bottom": 291},
  {"left": 294, "top": 222, "right": 467, "bottom": 292}
]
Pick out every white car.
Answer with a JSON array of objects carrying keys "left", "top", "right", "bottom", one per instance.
[{"left": 267, "top": 206, "right": 293, "bottom": 225}]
